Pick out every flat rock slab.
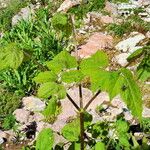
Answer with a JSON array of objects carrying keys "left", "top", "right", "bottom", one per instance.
[{"left": 74, "top": 32, "right": 113, "bottom": 58}]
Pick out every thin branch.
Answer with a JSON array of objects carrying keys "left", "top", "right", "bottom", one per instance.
[
  {"left": 79, "top": 84, "right": 83, "bottom": 108},
  {"left": 84, "top": 90, "right": 101, "bottom": 110},
  {"left": 67, "top": 93, "right": 80, "bottom": 111}
]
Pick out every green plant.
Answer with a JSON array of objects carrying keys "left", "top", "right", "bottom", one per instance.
[
  {"left": 0, "top": 88, "right": 21, "bottom": 117},
  {"left": 142, "top": 118, "right": 150, "bottom": 133},
  {"left": 106, "top": 22, "right": 131, "bottom": 37},
  {"left": 127, "top": 45, "right": 150, "bottom": 82},
  {"left": 2, "top": 114, "right": 16, "bottom": 130},
  {"left": 34, "top": 49, "right": 143, "bottom": 149},
  {"left": 0, "top": 0, "right": 29, "bottom": 31},
  {"left": 0, "top": 9, "right": 70, "bottom": 94}
]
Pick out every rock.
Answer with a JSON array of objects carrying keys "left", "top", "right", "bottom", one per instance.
[
  {"left": 0, "top": 137, "right": 4, "bottom": 145},
  {"left": 115, "top": 32, "right": 145, "bottom": 53},
  {"left": 131, "top": 0, "right": 150, "bottom": 6},
  {"left": 57, "top": 0, "right": 81, "bottom": 12},
  {"left": 22, "top": 96, "right": 46, "bottom": 112},
  {"left": 36, "top": 122, "right": 52, "bottom": 133},
  {"left": 142, "top": 106, "right": 150, "bottom": 118},
  {"left": 88, "top": 12, "right": 114, "bottom": 24},
  {"left": 28, "top": 112, "right": 44, "bottom": 122},
  {"left": 12, "top": 5, "right": 34, "bottom": 26},
  {"left": 0, "top": 130, "right": 7, "bottom": 139},
  {"left": 4, "top": 130, "right": 16, "bottom": 142},
  {"left": 104, "top": 1, "right": 118, "bottom": 16},
  {"left": 114, "top": 53, "right": 129, "bottom": 66},
  {"left": 13, "top": 109, "right": 30, "bottom": 124},
  {"left": 74, "top": 32, "right": 113, "bottom": 58}
]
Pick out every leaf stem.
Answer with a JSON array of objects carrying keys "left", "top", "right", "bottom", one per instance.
[
  {"left": 84, "top": 90, "right": 101, "bottom": 110},
  {"left": 66, "top": 93, "right": 80, "bottom": 111}
]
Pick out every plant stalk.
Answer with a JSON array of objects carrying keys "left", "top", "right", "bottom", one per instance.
[
  {"left": 84, "top": 90, "right": 101, "bottom": 110},
  {"left": 67, "top": 93, "right": 80, "bottom": 111},
  {"left": 80, "top": 110, "right": 85, "bottom": 150}
]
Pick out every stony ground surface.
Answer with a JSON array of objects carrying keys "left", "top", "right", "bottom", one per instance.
[{"left": 0, "top": 0, "right": 150, "bottom": 149}]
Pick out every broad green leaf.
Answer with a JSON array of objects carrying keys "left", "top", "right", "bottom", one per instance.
[
  {"left": 51, "top": 13, "right": 68, "bottom": 29},
  {"left": 37, "top": 82, "right": 59, "bottom": 99},
  {"left": 80, "top": 51, "right": 109, "bottom": 75},
  {"left": 61, "top": 70, "right": 85, "bottom": 83},
  {"left": 33, "top": 71, "right": 57, "bottom": 83},
  {"left": 137, "top": 68, "right": 150, "bottom": 82},
  {"left": 95, "top": 142, "right": 106, "bottom": 150},
  {"left": 90, "top": 70, "right": 109, "bottom": 92},
  {"left": 0, "top": 43, "right": 23, "bottom": 70},
  {"left": 84, "top": 112, "right": 92, "bottom": 128},
  {"left": 46, "top": 51, "right": 78, "bottom": 73},
  {"left": 90, "top": 70, "right": 124, "bottom": 100},
  {"left": 37, "top": 82, "right": 66, "bottom": 99},
  {"left": 36, "top": 128, "right": 54, "bottom": 150},
  {"left": 68, "top": 142, "right": 80, "bottom": 150},
  {"left": 119, "top": 135, "right": 130, "bottom": 147},
  {"left": 127, "top": 48, "right": 143, "bottom": 62},
  {"left": 116, "top": 119, "right": 129, "bottom": 133},
  {"left": 62, "top": 119, "right": 80, "bottom": 142},
  {"left": 57, "top": 85, "right": 66, "bottom": 99},
  {"left": 43, "top": 97, "right": 57, "bottom": 117},
  {"left": 120, "top": 68, "right": 142, "bottom": 121}
]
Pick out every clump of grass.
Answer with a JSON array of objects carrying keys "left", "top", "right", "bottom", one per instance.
[
  {"left": 0, "top": 88, "right": 21, "bottom": 117},
  {"left": 0, "top": 0, "right": 29, "bottom": 31},
  {"left": 106, "top": 22, "right": 131, "bottom": 37}
]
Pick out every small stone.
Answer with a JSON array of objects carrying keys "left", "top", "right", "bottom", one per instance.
[
  {"left": 114, "top": 53, "right": 130, "bottom": 67},
  {"left": 142, "top": 107, "right": 150, "bottom": 118},
  {"left": 75, "top": 32, "right": 113, "bottom": 58},
  {"left": 57, "top": 0, "right": 81, "bottom": 12},
  {"left": 0, "top": 137, "right": 4, "bottom": 145},
  {"left": 115, "top": 32, "right": 145, "bottom": 53},
  {"left": 13, "top": 109, "right": 30, "bottom": 124},
  {"left": 104, "top": 1, "right": 118, "bottom": 16},
  {"left": 36, "top": 122, "right": 52, "bottom": 133},
  {"left": 22, "top": 96, "right": 46, "bottom": 112}
]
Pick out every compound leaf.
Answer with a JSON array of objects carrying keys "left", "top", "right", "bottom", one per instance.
[
  {"left": 46, "top": 51, "right": 77, "bottom": 73},
  {"left": 120, "top": 68, "right": 142, "bottom": 121},
  {"left": 43, "top": 97, "right": 57, "bottom": 117},
  {"left": 33, "top": 71, "right": 57, "bottom": 83},
  {"left": 95, "top": 142, "right": 106, "bottom": 150},
  {"left": 0, "top": 43, "right": 23, "bottom": 70},
  {"left": 80, "top": 51, "right": 109, "bottom": 75},
  {"left": 36, "top": 128, "right": 54, "bottom": 150},
  {"left": 62, "top": 119, "right": 80, "bottom": 142},
  {"left": 61, "top": 70, "right": 85, "bottom": 83}
]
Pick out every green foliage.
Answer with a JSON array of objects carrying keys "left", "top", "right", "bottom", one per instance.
[
  {"left": 106, "top": 22, "right": 131, "bottom": 37},
  {"left": 80, "top": 51, "right": 109, "bottom": 74},
  {"left": 120, "top": 68, "right": 142, "bottom": 121},
  {"left": 0, "top": 0, "right": 28, "bottom": 31},
  {"left": 2, "top": 114, "right": 16, "bottom": 130},
  {"left": 127, "top": 46, "right": 150, "bottom": 82},
  {"left": 46, "top": 51, "right": 78, "bottom": 73},
  {"left": 61, "top": 70, "right": 84, "bottom": 83},
  {"left": 37, "top": 82, "right": 66, "bottom": 99},
  {"left": 51, "top": 12, "right": 72, "bottom": 37},
  {"left": 36, "top": 128, "right": 54, "bottom": 150},
  {"left": 33, "top": 71, "right": 57, "bottom": 83},
  {"left": 68, "top": 0, "right": 106, "bottom": 19},
  {"left": 95, "top": 142, "right": 105, "bottom": 150},
  {"left": 0, "top": 88, "right": 21, "bottom": 116},
  {"left": 0, "top": 43, "right": 23, "bottom": 70},
  {"left": 142, "top": 118, "right": 150, "bottom": 133},
  {"left": 62, "top": 119, "right": 80, "bottom": 142},
  {"left": 116, "top": 119, "right": 130, "bottom": 148}
]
